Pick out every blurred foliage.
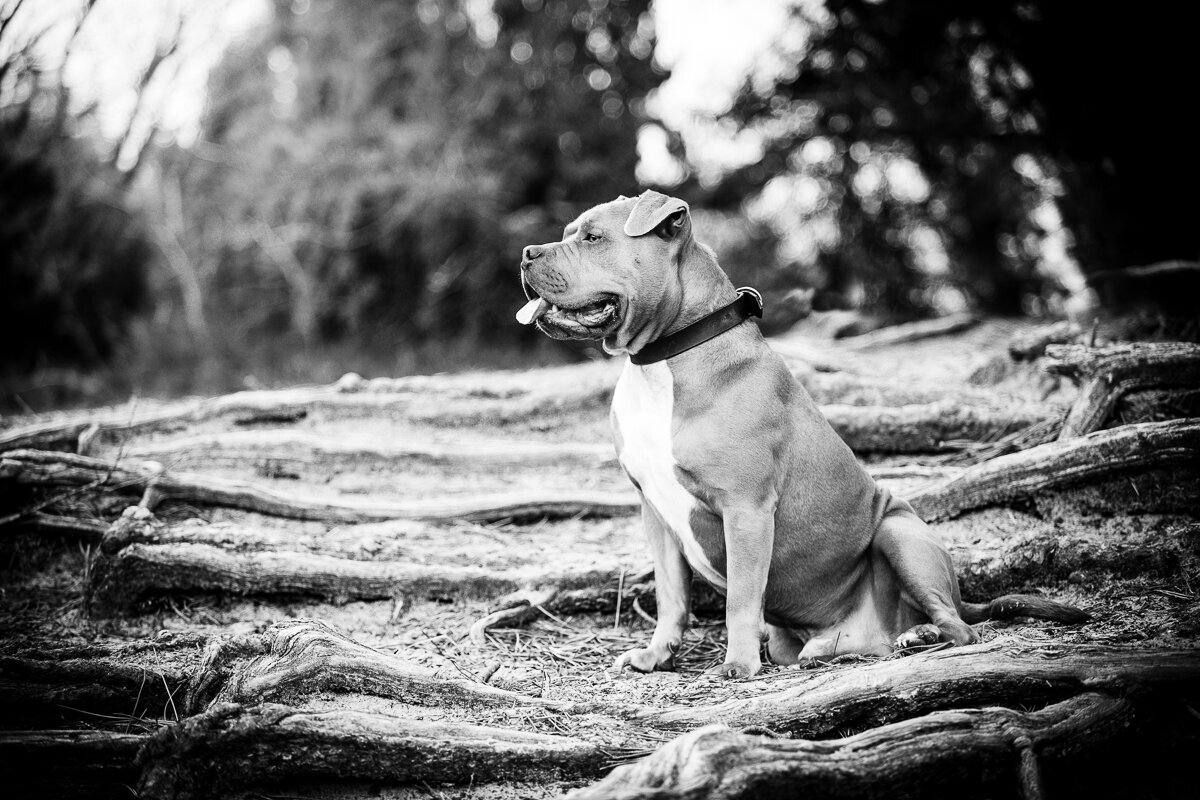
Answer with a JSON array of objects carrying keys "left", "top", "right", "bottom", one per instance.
[
  {"left": 707, "top": 0, "right": 1198, "bottom": 319},
  {"left": 4, "top": 0, "right": 1196, "bottom": 411},
  {"left": 173, "top": 0, "right": 663, "bottom": 355},
  {"left": 0, "top": 20, "right": 151, "bottom": 384}
]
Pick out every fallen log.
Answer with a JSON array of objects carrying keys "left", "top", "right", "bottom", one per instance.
[
  {"left": 1043, "top": 342, "right": 1200, "bottom": 438},
  {"left": 906, "top": 418, "right": 1200, "bottom": 521},
  {"left": 0, "top": 449, "right": 640, "bottom": 523},
  {"left": 134, "top": 702, "right": 601, "bottom": 800},
  {"left": 571, "top": 693, "right": 1151, "bottom": 800}
]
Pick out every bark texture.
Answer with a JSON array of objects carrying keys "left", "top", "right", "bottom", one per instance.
[
  {"left": 907, "top": 418, "right": 1200, "bottom": 521},
  {"left": 0, "top": 448, "right": 639, "bottom": 523},
  {"left": 184, "top": 619, "right": 569, "bottom": 714},
  {"left": 569, "top": 693, "right": 1144, "bottom": 800},
  {"left": 135, "top": 702, "right": 601, "bottom": 800},
  {"left": 1043, "top": 342, "right": 1200, "bottom": 438}
]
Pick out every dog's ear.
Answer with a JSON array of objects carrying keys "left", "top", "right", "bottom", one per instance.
[{"left": 623, "top": 190, "right": 690, "bottom": 240}]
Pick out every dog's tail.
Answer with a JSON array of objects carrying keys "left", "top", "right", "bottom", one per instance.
[{"left": 961, "top": 594, "right": 1090, "bottom": 625}]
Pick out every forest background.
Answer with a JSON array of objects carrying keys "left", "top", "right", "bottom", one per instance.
[{"left": 1, "top": 0, "right": 1194, "bottom": 413}]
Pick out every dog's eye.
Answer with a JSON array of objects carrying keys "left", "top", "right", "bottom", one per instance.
[{"left": 583, "top": 232, "right": 601, "bottom": 243}]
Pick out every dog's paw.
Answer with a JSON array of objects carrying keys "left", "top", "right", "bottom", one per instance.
[
  {"left": 893, "top": 623, "right": 942, "bottom": 651},
  {"left": 935, "top": 617, "right": 980, "bottom": 646},
  {"left": 706, "top": 660, "right": 760, "bottom": 679},
  {"left": 612, "top": 647, "right": 674, "bottom": 674}
]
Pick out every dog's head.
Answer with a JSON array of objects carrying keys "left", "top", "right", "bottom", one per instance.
[{"left": 517, "top": 190, "right": 697, "bottom": 353}]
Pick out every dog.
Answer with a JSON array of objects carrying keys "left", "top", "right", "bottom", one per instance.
[{"left": 517, "top": 190, "right": 1087, "bottom": 678}]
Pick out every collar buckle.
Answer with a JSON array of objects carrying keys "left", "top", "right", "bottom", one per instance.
[
  {"left": 737, "top": 286, "right": 764, "bottom": 318},
  {"left": 629, "top": 286, "right": 766, "bottom": 365}
]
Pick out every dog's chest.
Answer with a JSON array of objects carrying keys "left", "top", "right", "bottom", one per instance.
[{"left": 612, "top": 360, "right": 725, "bottom": 589}]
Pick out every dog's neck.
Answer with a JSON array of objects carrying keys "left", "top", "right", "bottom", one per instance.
[
  {"left": 664, "top": 242, "right": 740, "bottom": 336},
  {"left": 608, "top": 240, "right": 740, "bottom": 356}
]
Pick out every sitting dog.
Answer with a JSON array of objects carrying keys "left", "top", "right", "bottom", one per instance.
[{"left": 517, "top": 190, "right": 1087, "bottom": 678}]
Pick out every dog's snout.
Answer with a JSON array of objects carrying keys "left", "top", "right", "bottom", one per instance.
[{"left": 523, "top": 245, "right": 544, "bottom": 263}]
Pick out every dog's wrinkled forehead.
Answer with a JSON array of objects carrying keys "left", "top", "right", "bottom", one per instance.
[
  {"left": 562, "top": 195, "right": 638, "bottom": 240},
  {"left": 562, "top": 191, "right": 689, "bottom": 242}
]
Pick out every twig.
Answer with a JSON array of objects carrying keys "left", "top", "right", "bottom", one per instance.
[{"left": 613, "top": 568, "right": 625, "bottom": 630}]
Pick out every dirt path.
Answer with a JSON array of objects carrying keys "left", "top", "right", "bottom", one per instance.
[{"left": 2, "top": 321, "right": 1198, "bottom": 799}]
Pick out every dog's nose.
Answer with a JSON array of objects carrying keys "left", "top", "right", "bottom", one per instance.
[{"left": 523, "top": 245, "right": 543, "bottom": 262}]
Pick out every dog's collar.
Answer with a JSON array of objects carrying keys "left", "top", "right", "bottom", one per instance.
[{"left": 630, "top": 287, "right": 764, "bottom": 366}]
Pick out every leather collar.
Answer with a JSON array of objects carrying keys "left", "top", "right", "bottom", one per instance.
[{"left": 629, "top": 287, "right": 764, "bottom": 366}]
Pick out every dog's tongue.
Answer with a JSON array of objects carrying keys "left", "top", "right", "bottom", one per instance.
[{"left": 516, "top": 296, "right": 550, "bottom": 325}]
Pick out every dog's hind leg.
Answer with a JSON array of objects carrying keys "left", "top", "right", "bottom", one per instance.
[
  {"left": 873, "top": 502, "right": 978, "bottom": 647},
  {"left": 765, "top": 624, "right": 806, "bottom": 665}
]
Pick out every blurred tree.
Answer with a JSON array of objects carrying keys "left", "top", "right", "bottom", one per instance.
[
  {"left": 710, "top": 0, "right": 1198, "bottom": 320},
  {"left": 0, "top": 3, "right": 151, "bottom": 385},
  {"left": 176, "top": 0, "right": 664, "bottom": 354}
]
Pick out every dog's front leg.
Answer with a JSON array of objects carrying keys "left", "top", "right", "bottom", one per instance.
[
  {"left": 711, "top": 505, "right": 775, "bottom": 678},
  {"left": 613, "top": 502, "right": 692, "bottom": 673}
]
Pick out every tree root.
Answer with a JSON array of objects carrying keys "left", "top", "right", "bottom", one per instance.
[
  {"left": 0, "top": 369, "right": 619, "bottom": 452},
  {"left": 1044, "top": 342, "right": 1200, "bottom": 438},
  {"left": 569, "top": 693, "right": 1139, "bottom": 800},
  {"left": 907, "top": 418, "right": 1200, "bottom": 521},
  {"left": 824, "top": 401, "right": 1052, "bottom": 453},
  {"left": 837, "top": 311, "right": 978, "bottom": 350},
  {"left": 0, "top": 448, "right": 639, "bottom": 523},
  {"left": 134, "top": 702, "right": 602, "bottom": 800},
  {"left": 84, "top": 495, "right": 1193, "bottom": 616},
  {"left": 0, "top": 729, "right": 148, "bottom": 794},
  {"left": 0, "top": 373, "right": 1059, "bottom": 457},
  {"left": 88, "top": 539, "right": 629, "bottom": 612},
  {"left": 184, "top": 619, "right": 564, "bottom": 715},
  {"left": 637, "top": 637, "right": 1200, "bottom": 736},
  {"left": 5, "top": 630, "right": 1199, "bottom": 799},
  {"left": 122, "top": 429, "right": 615, "bottom": 472}
]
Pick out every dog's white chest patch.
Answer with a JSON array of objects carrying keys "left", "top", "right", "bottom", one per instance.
[{"left": 612, "top": 360, "right": 725, "bottom": 590}]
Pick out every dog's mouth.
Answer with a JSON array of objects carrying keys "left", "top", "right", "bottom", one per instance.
[{"left": 516, "top": 283, "right": 622, "bottom": 340}]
